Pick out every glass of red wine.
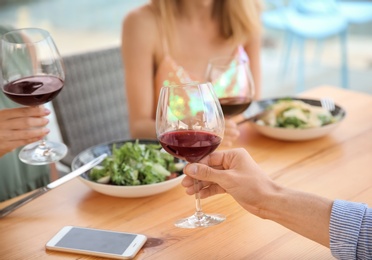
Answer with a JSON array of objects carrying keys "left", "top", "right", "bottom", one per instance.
[
  {"left": 206, "top": 56, "right": 255, "bottom": 118},
  {"left": 156, "top": 82, "right": 225, "bottom": 228},
  {"left": 0, "top": 28, "right": 67, "bottom": 165}
]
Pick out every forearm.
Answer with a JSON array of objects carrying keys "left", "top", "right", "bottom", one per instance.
[
  {"left": 259, "top": 185, "right": 332, "bottom": 247},
  {"left": 129, "top": 119, "right": 157, "bottom": 139},
  {"left": 49, "top": 163, "right": 59, "bottom": 181},
  {"left": 244, "top": 36, "right": 261, "bottom": 100}
]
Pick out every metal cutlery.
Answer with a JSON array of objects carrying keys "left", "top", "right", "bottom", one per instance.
[
  {"left": 320, "top": 97, "right": 335, "bottom": 111},
  {"left": 0, "top": 153, "right": 107, "bottom": 218}
]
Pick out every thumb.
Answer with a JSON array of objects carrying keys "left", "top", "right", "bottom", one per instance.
[{"left": 184, "top": 163, "right": 221, "bottom": 183}]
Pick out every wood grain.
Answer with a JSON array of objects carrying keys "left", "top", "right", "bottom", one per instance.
[{"left": 0, "top": 86, "right": 371, "bottom": 259}]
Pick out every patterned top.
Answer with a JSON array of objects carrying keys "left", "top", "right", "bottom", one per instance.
[
  {"left": 154, "top": 46, "right": 249, "bottom": 119},
  {"left": 330, "top": 200, "right": 372, "bottom": 259}
]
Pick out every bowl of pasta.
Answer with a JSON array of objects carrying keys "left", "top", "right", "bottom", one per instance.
[{"left": 242, "top": 97, "right": 346, "bottom": 141}]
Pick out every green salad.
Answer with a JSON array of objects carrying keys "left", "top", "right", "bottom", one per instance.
[
  {"left": 256, "top": 99, "right": 338, "bottom": 129},
  {"left": 89, "top": 140, "right": 184, "bottom": 186}
]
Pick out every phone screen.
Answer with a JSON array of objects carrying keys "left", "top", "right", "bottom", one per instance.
[{"left": 54, "top": 227, "right": 138, "bottom": 254}]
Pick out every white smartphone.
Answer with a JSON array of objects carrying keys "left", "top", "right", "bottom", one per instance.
[{"left": 46, "top": 226, "right": 147, "bottom": 259}]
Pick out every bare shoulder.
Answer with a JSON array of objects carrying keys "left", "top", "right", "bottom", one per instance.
[{"left": 122, "top": 4, "right": 158, "bottom": 40}]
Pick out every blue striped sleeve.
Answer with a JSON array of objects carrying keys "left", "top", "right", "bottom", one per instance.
[{"left": 330, "top": 200, "right": 372, "bottom": 260}]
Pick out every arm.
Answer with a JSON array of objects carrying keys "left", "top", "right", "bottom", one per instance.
[
  {"left": 0, "top": 106, "right": 50, "bottom": 157},
  {"left": 244, "top": 33, "right": 262, "bottom": 100},
  {"left": 182, "top": 148, "right": 332, "bottom": 247},
  {"left": 121, "top": 6, "right": 158, "bottom": 139}
]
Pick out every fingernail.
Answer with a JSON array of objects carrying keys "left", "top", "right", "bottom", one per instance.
[
  {"left": 187, "top": 164, "right": 197, "bottom": 175},
  {"left": 42, "top": 128, "right": 50, "bottom": 134},
  {"left": 44, "top": 108, "right": 51, "bottom": 114}
]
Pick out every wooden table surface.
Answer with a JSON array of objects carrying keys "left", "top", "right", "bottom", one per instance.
[{"left": 1, "top": 86, "right": 372, "bottom": 260}]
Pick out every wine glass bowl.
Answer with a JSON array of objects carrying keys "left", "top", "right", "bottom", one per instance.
[
  {"left": 206, "top": 56, "right": 255, "bottom": 118},
  {"left": 156, "top": 82, "right": 225, "bottom": 228},
  {"left": 0, "top": 28, "right": 67, "bottom": 165}
]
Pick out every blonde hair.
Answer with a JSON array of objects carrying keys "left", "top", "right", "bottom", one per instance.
[{"left": 151, "top": 0, "right": 262, "bottom": 47}]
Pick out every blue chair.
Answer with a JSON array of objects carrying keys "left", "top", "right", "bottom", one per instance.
[
  {"left": 262, "top": 0, "right": 349, "bottom": 92},
  {"left": 337, "top": 1, "right": 372, "bottom": 24}
]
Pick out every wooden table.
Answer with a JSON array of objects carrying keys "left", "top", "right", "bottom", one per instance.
[{"left": 1, "top": 86, "right": 371, "bottom": 259}]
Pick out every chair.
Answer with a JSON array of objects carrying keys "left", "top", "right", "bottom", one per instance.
[
  {"left": 53, "top": 46, "right": 130, "bottom": 168},
  {"left": 337, "top": 1, "right": 372, "bottom": 24},
  {"left": 262, "top": 0, "right": 349, "bottom": 92}
]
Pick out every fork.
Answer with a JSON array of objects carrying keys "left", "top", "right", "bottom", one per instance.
[{"left": 320, "top": 97, "right": 335, "bottom": 111}]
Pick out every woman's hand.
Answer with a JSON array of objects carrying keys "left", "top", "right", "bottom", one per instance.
[
  {"left": 220, "top": 119, "right": 240, "bottom": 147},
  {"left": 0, "top": 106, "right": 50, "bottom": 157}
]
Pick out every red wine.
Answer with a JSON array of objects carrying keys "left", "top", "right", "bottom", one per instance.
[
  {"left": 159, "top": 130, "right": 221, "bottom": 163},
  {"left": 2, "top": 75, "right": 64, "bottom": 106},
  {"left": 219, "top": 97, "right": 252, "bottom": 117}
]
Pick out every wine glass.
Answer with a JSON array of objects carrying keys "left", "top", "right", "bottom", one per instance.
[
  {"left": 206, "top": 56, "right": 255, "bottom": 118},
  {"left": 156, "top": 82, "right": 225, "bottom": 228},
  {"left": 0, "top": 28, "right": 67, "bottom": 165}
]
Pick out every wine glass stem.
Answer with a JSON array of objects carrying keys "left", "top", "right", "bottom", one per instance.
[{"left": 194, "top": 179, "right": 204, "bottom": 219}]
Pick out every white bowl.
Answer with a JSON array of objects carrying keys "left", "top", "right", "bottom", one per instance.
[
  {"left": 78, "top": 173, "right": 184, "bottom": 198},
  {"left": 71, "top": 139, "right": 185, "bottom": 198},
  {"left": 243, "top": 98, "right": 346, "bottom": 141}
]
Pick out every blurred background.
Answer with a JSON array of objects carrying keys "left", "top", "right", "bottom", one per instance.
[
  {"left": 0, "top": 0, "right": 371, "bottom": 97},
  {"left": 0, "top": 0, "right": 371, "bottom": 174}
]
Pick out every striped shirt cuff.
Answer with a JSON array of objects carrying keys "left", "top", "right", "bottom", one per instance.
[{"left": 329, "top": 200, "right": 369, "bottom": 260}]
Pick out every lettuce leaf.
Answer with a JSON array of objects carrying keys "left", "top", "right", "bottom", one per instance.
[{"left": 89, "top": 140, "right": 181, "bottom": 186}]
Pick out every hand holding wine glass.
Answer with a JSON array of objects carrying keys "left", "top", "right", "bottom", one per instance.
[
  {"left": 156, "top": 82, "right": 225, "bottom": 228},
  {"left": 206, "top": 56, "right": 255, "bottom": 146},
  {"left": 0, "top": 106, "right": 50, "bottom": 158},
  {"left": 0, "top": 28, "right": 67, "bottom": 165}
]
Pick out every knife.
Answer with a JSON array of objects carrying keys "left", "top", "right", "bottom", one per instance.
[
  {"left": 237, "top": 111, "right": 267, "bottom": 125},
  {"left": 0, "top": 153, "right": 108, "bottom": 218},
  {"left": 237, "top": 101, "right": 267, "bottom": 125}
]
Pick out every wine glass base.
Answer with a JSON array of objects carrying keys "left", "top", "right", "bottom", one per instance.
[
  {"left": 174, "top": 213, "right": 225, "bottom": 228},
  {"left": 19, "top": 141, "right": 68, "bottom": 165}
]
